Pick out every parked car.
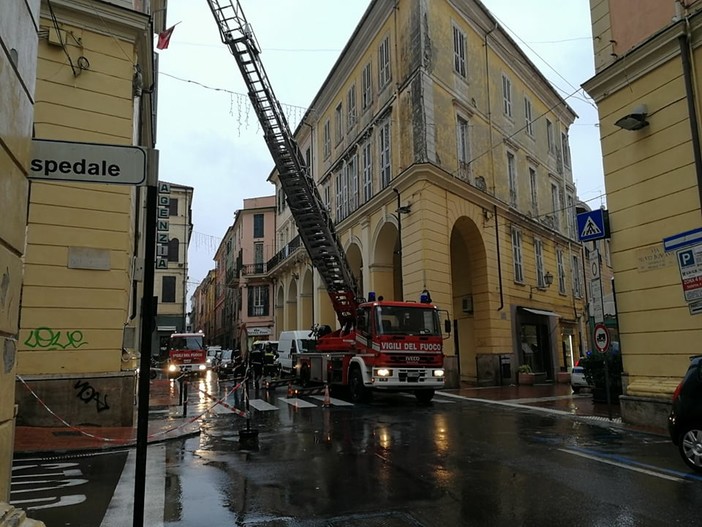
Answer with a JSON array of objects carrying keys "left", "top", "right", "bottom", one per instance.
[
  {"left": 571, "top": 359, "right": 593, "bottom": 393},
  {"left": 668, "top": 355, "right": 702, "bottom": 472},
  {"left": 215, "top": 349, "right": 243, "bottom": 379},
  {"left": 205, "top": 346, "right": 221, "bottom": 370}
]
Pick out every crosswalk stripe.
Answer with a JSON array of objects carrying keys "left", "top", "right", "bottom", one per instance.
[
  {"left": 399, "top": 393, "right": 454, "bottom": 403},
  {"left": 309, "top": 395, "right": 353, "bottom": 406},
  {"left": 278, "top": 398, "right": 317, "bottom": 408},
  {"left": 248, "top": 399, "right": 279, "bottom": 411}
]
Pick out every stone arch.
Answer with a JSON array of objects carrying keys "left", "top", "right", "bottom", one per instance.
[
  {"left": 300, "top": 267, "right": 314, "bottom": 330},
  {"left": 275, "top": 285, "right": 284, "bottom": 337},
  {"left": 449, "top": 215, "right": 489, "bottom": 382},
  {"left": 371, "top": 218, "right": 401, "bottom": 300},
  {"left": 286, "top": 278, "right": 298, "bottom": 330},
  {"left": 345, "top": 240, "right": 364, "bottom": 298}
]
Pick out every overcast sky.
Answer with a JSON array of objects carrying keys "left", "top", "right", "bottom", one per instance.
[{"left": 155, "top": 0, "right": 603, "bottom": 296}]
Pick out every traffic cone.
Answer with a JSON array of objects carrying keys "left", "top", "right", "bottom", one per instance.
[
  {"left": 287, "top": 381, "right": 294, "bottom": 398},
  {"left": 322, "top": 383, "right": 331, "bottom": 407}
]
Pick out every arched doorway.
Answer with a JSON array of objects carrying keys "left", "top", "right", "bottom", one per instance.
[
  {"left": 449, "top": 216, "right": 488, "bottom": 383},
  {"left": 371, "top": 221, "right": 401, "bottom": 300}
]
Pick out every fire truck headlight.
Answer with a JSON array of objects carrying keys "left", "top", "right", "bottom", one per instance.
[
  {"left": 198, "top": 364, "right": 206, "bottom": 371},
  {"left": 433, "top": 369, "right": 445, "bottom": 378},
  {"left": 168, "top": 364, "right": 178, "bottom": 373},
  {"left": 375, "top": 368, "right": 392, "bottom": 377}
]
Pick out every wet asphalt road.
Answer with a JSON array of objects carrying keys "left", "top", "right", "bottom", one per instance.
[{"left": 13, "top": 380, "right": 702, "bottom": 526}]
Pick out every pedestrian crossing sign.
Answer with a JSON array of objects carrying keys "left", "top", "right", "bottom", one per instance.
[{"left": 577, "top": 209, "right": 609, "bottom": 242}]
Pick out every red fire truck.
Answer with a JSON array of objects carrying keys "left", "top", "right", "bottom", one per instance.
[
  {"left": 204, "top": 0, "right": 450, "bottom": 402},
  {"left": 298, "top": 297, "right": 449, "bottom": 403},
  {"left": 166, "top": 331, "right": 208, "bottom": 379}
]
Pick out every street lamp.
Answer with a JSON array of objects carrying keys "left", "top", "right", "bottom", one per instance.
[
  {"left": 529, "top": 271, "right": 554, "bottom": 299},
  {"left": 393, "top": 188, "right": 411, "bottom": 299}
]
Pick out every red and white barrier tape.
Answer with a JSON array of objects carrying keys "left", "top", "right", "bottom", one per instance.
[{"left": 16, "top": 375, "right": 247, "bottom": 445}]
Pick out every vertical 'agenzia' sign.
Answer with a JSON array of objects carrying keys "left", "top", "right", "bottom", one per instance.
[{"left": 156, "top": 182, "right": 171, "bottom": 269}]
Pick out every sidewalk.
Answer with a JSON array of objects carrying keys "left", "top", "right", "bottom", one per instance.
[
  {"left": 446, "top": 381, "right": 668, "bottom": 436},
  {"left": 13, "top": 379, "right": 667, "bottom": 456},
  {"left": 13, "top": 379, "right": 200, "bottom": 456}
]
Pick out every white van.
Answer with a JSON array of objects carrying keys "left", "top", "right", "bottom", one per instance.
[{"left": 277, "top": 330, "right": 317, "bottom": 374}]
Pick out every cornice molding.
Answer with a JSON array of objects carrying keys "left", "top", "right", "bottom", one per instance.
[
  {"left": 582, "top": 18, "right": 697, "bottom": 101},
  {"left": 40, "top": 0, "right": 150, "bottom": 41}
]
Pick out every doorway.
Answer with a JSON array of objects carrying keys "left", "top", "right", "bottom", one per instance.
[{"left": 519, "top": 321, "right": 553, "bottom": 380}]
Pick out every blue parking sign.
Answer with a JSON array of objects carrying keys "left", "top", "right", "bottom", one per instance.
[{"left": 679, "top": 249, "right": 695, "bottom": 268}]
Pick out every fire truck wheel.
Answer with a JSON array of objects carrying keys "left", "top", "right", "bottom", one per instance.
[
  {"left": 415, "top": 389, "right": 435, "bottom": 404},
  {"left": 349, "top": 367, "right": 371, "bottom": 403}
]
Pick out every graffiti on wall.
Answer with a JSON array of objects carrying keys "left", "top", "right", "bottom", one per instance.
[
  {"left": 74, "top": 380, "right": 110, "bottom": 412},
  {"left": 24, "top": 327, "right": 88, "bottom": 351}
]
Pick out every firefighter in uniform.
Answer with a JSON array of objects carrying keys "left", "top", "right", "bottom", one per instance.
[
  {"left": 249, "top": 342, "right": 264, "bottom": 388},
  {"left": 263, "top": 342, "right": 280, "bottom": 377}
]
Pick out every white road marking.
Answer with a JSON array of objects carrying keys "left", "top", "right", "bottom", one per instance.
[
  {"left": 100, "top": 444, "right": 165, "bottom": 527},
  {"left": 309, "top": 395, "right": 353, "bottom": 406},
  {"left": 248, "top": 399, "right": 279, "bottom": 411},
  {"left": 559, "top": 448, "right": 683, "bottom": 482},
  {"left": 278, "top": 398, "right": 317, "bottom": 408}
]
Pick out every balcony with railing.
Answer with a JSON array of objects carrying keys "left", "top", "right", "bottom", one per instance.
[
  {"left": 266, "top": 235, "right": 302, "bottom": 273},
  {"left": 242, "top": 262, "right": 268, "bottom": 276}
]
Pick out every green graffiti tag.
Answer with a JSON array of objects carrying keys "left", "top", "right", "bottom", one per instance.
[{"left": 24, "top": 327, "right": 88, "bottom": 351}]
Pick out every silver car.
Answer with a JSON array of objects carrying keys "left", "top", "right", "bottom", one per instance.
[{"left": 571, "top": 363, "right": 592, "bottom": 393}]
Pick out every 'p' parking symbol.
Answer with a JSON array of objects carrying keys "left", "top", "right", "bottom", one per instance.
[{"left": 678, "top": 249, "right": 695, "bottom": 267}]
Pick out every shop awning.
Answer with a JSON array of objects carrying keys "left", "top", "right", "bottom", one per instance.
[{"left": 521, "top": 307, "right": 560, "bottom": 317}]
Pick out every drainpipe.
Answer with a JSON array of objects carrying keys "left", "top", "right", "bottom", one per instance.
[
  {"left": 679, "top": 28, "right": 702, "bottom": 211},
  {"left": 484, "top": 23, "right": 498, "bottom": 194},
  {"left": 494, "top": 204, "right": 503, "bottom": 311}
]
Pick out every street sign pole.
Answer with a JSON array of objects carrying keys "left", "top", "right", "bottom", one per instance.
[
  {"left": 604, "top": 354, "right": 612, "bottom": 421},
  {"left": 593, "top": 322, "right": 613, "bottom": 421},
  {"left": 133, "top": 152, "right": 159, "bottom": 527}
]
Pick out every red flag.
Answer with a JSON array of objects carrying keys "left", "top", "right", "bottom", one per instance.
[{"left": 157, "top": 25, "right": 176, "bottom": 50}]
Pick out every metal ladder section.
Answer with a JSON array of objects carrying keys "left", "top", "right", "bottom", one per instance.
[{"left": 205, "top": 0, "right": 359, "bottom": 328}]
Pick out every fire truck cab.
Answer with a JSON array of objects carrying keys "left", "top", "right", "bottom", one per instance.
[{"left": 166, "top": 331, "right": 208, "bottom": 379}]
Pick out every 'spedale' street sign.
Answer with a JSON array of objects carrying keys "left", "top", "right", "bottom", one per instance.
[{"left": 29, "top": 139, "right": 147, "bottom": 185}]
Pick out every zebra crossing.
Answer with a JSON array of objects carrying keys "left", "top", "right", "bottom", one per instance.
[{"left": 199, "top": 390, "right": 453, "bottom": 416}]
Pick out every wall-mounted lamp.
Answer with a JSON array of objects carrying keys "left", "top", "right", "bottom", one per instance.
[
  {"left": 529, "top": 271, "right": 554, "bottom": 299},
  {"left": 614, "top": 104, "right": 649, "bottom": 131}
]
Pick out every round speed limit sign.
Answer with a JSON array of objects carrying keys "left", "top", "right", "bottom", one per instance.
[{"left": 593, "top": 323, "right": 610, "bottom": 353}]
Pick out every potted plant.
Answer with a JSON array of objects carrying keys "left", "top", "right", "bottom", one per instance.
[
  {"left": 580, "top": 350, "right": 623, "bottom": 403},
  {"left": 517, "top": 364, "right": 535, "bottom": 385}
]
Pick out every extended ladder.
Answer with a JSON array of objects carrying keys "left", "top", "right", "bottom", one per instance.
[{"left": 205, "top": 0, "right": 359, "bottom": 328}]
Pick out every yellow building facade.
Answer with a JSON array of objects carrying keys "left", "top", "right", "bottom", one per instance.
[
  {"left": 0, "top": 0, "right": 39, "bottom": 515},
  {"left": 270, "top": 0, "right": 587, "bottom": 386},
  {"left": 584, "top": 0, "right": 702, "bottom": 427},
  {"left": 14, "top": 1, "right": 159, "bottom": 428}
]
